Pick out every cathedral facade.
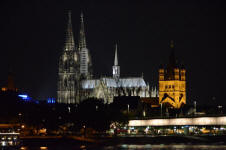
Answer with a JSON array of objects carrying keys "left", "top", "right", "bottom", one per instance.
[{"left": 57, "top": 12, "right": 156, "bottom": 104}]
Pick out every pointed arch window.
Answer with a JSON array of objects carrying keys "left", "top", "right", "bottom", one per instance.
[{"left": 64, "top": 79, "right": 68, "bottom": 87}]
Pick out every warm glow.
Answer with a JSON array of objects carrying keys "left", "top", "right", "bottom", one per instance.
[
  {"left": 217, "top": 117, "right": 226, "bottom": 125},
  {"left": 159, "top": 79, "right": 186, "bottom": 109},
  {"left": 0, "top": 132, "right": 20, "bottom": 135},
  {"left": 169, "top": 118, "right": 191, "bottom": 125},
  {"left": 193, "top": 117, "right": 216, "bottom": 125},
  {"left": 1, "top": 87, "right": 7, "bottom": 91},
  {"left": 20, "top": 147, "right": 26, "bottom": 150},
  {"left": 39, "top": 128, "right": 47, "bottom": 134},
  {"left": 159, "top": 66, "right": 186, "bottom": 109},
  {"left": 129, "top": 116, "right": 226, "bottom": 126}
]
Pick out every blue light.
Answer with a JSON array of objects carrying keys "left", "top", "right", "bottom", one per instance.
[
  {"left": 18, "top": 94, "right": 31, "bottom": 100},
  {"left": 18, "top": 94, "right": 28, "bottom": 99},
  {"left": 47, "top": 98, "right": 56, "bottom": 104}
]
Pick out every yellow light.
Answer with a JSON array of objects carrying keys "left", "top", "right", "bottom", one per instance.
[
  {"left": 159, "top": 67, "right": 186, "bottom": 109},
  {"left": 1, "top": 87, "right": 7, "bottom": 91},
  {"left": 20, "top": 147, "right": 26, "bottom": 150},
  {"left": 80, "top": 145, "right": 86, "bottom": 149},
  {"left": 40, "top": 147, "right": 48, "bottom": 150}
]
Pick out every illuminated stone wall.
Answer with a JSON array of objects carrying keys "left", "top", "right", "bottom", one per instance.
[
  {"left": 159, "top": 76, "right": 186, "bottom": 108},
  {"left": 158, "top": 42, "right": 186, "bottom": 109}
]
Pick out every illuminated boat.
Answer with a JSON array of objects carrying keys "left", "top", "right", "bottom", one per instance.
[{"left": 0, "top": 132, "right": 20, "bottom": 147}]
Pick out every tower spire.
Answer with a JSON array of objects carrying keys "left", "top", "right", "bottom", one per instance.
[
  {"left": 64, "top": 10, "right": 75, "bottom": 51},
  {"left": 114, "top": 44, "right": 118, "bottom": 66},
  {"left": 112, "top": 44, "right": 120, "bottom": 79},
  {"left": 78, "top": 11, "right": 87, "bottom": 50}
]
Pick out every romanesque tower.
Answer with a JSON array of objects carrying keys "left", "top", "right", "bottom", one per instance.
[{"left": 159, "top": 41, "right": 186, "bottom": 109}]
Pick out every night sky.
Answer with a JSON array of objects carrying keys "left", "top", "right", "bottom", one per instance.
[{"left": 0, "top": 1, "right": 226, "bottom": 105}]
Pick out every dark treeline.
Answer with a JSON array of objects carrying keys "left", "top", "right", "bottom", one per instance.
[
  {"left": 1, "top": 91, "right": 225, "bottom": 135},
  {"left": 0, "top": 91, "right": 136, "bottom": 134}
]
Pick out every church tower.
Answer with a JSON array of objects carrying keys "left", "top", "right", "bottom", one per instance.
[
  {"left": 57, "top": 11, "right": 79, "bottom": 104},
  {"left": 112, "top": 44, "right": 120, "bottom": 80},
  {"left": 78, "top": 12, "right": 92, "bottom": 79},
  {"left": 159, "top": 41, "right": 186, "bottom": 109}
]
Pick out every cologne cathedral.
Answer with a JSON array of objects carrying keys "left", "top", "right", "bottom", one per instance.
[{"left": 57, "top": 12, "right": 157, "bottom": 104}]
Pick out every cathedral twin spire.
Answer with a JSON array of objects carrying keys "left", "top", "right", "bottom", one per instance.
[
  {"left": 64, "top": 11, "right": 75, "bottom": 51},
  {"left": 65, "top": 11, "right": 121, "bottom": 80},
  {"left": 64, "top": 11, "right": 87, "bottom": 52},
  {"left": 78, "top": 12, "right": 87, "bottom": 50},
  {"left": 64, "top": 11, "right": 92, "bottom": 78}
]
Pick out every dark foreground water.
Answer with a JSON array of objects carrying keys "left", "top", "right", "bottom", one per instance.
[
  {"left": 3, "top": 136, "right": 226, "bottom": 150},
  {"left": 15, "top": 144, "right": 226, "bottom": 150}
]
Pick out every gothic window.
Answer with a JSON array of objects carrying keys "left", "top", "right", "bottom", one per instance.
[
  {"left": 64, "top": 61, "right": 68, "bottom": 70},
  {"left": 70, "top": 59, "right": 73, "bottom": 65},
  {"left": 64, "top": 79, "right": 67, "bottom": 87}
]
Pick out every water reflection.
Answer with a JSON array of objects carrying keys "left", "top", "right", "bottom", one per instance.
[
  {"left": 103, "top": 144, "right": 226, "bottom": 150},
  {"left": 15, "top": 144, "right": 226, "bottom": 150}
]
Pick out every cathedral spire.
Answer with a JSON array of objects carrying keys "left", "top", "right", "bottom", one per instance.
[
  {"left": 64, "top": 11, "right": 75, "bottom": 51},
  {"left": 78, "top": 11, "right": 87, "bottom": 50},
  {"left": 114, "top": 44, "right": 118, "bottom": 66},
  {"left": 113, "top": 44, "right": 120, "bottom": 79}
]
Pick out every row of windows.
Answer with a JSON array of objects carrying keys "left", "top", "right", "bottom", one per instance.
[{"left": 165, "top": 85, "right": 175, "bottom": 89}]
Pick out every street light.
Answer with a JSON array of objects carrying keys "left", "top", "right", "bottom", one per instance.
[
  {"left": 143, "top": 110, "right": 146, "bottom": 117},
  {"left": 127, "top": 104, "right": 130, "bottom": 113},
  {"left": 194, "top": 101, "right": 197, "bottom": 116},
  {"left": 68, "top": 106, "right": 71, "bottom": 113},
  {"left": 218, "top": 105, "right": 223, "bottom": 114}
]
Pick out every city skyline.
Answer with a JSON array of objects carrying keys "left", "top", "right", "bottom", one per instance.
[{"left": 0, "top": 1, "right": 225, "bottom": 105}]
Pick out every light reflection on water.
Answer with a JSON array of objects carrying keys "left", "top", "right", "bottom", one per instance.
[
  {"left": 103, "top": 144, "right": 226, "bottom": 150},
  {"left": 17, "top": 145, "right": 226, "bottom": 150}
]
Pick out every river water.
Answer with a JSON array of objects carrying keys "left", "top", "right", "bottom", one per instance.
[{"left": 16, "top": 144, "right": 226, "bottom": 150}]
